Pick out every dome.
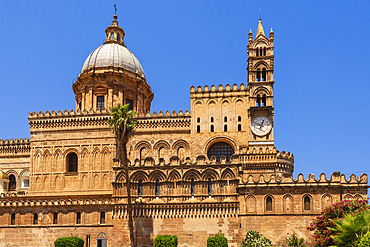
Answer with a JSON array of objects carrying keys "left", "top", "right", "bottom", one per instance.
[{"left": 80, "top": 43, "right": 145, "bottom": 78}]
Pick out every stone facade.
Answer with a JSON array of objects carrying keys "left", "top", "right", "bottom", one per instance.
[{"left": 0, "top": 16, "right": 368, "bottom": 247}]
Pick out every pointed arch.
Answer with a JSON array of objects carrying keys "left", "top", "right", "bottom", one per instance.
[
  {"left": 130, "top": 171, "right": 148, "bottom": 182},
  {"left": 283, "top": 194, "right": 294, "bottom": 213},
  {"left": 246, "top": 195, "right": 256, "bottom": 213},
  {"left": 183, "top": 169, "right": 201, "bottom": 181},
  {"left": 168, "top": 170, "right": 181, "bottom": 182},
  {"left": 253, "top": 60, "right": 269, "bottom": 70},
  {"left": 202, "top": 169, "right": 219, "bottom": 180},
  {"left": 81, "top": 175, "right": 88, "bottom": 189},
  {"left": 102, "top": 174, "right": 109, "bottom": 189},
  {"left": 252, "top": 86, "right": 270, "bottom": 96},
  {"left": 221, "top": 168, "right": 235, "bottom": 180},
  {"left": 321, "top": 194, "right": 332, "bottom": 210},
  {"left": 148, "top": 170, "right": 166, "bottom": 182}
]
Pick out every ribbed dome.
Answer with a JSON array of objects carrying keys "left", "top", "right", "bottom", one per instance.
[{"left": 80, "top": 43, "right": 145, "bottom": 77}]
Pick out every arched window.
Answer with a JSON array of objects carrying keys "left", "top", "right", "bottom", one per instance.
[
  {"left": 262, "top": 94, "right": 267, "bottom": 106},
  {"left": 21, "top": 171, "right": 29, "bottom": 188},
  {"left": 263, "top": 47, "right": 266, "bottom": 56},
  {"left": 140, "top": 147, "right": 146, "bottom": 164},
  {"left": 208, "top": 179, "right": 212, "bottom": 196},
  {"left": 177, "top": 146, "right": 185, "bottom": 160},
  {"left": 138, "top": 179, "right": 143, "bottom": 197},
  {"left": 238, "top": 124, "right": 242, "bottom": 131},
  {"left": 197, "top": 117, "right": 200, "bottom": 123},
  {"left": 97, "top": 232, "right": 108, "bottom": 247},
  {"left": 53, "top": 212, "right": 58, "bottom": 224},
  {"left": 110, "top": 32, "right": 114, "bottom": 41},
  {"left": 256, "top": 48, "right": 260, "bottom": 57},
  {"left": 304, "top": 196, "right": 311, "bottom": 211},
  {"left": 8, "top": 174, "right": 16, "bottom": 191},
  {"left": 256, "top": 69, "right": 261, "bottom": 82},
  {"left": 66, "top": 152, "right": 78, "bottom": 172},
  {"left": 117, "top": 34, "right": 120, "bottom": 42},
  {"left": 266, "top": 196, "right": 273, "bottom": 212},
  {"left": 207, "top": 142, "right": 234, "bottom": 162},
  {"left": 262, "top": 68, "right": 266, "bottom": 81},
  {"left": 191, "top": 179, "right": 195, "bottom": 196},
  {"left": 33, "top": 213, "right": 38, "bottom": 225},
  {"left": 11, "top": 213, "right": 15, "bottom": 225},
  {"left": 210, "top": 125, "right": 214, "bottom": 132},
  {"left": 155, "top": 179, "right": 160, "bottom": 197},
  {"left": 100, "top": 212, "right": 105, "bottom": 224},
  {"left": 158, "top": 147, "right": 164, "bottom": 160},
  {"left": 210, "top": 117, "right": 214, "bottom": 122},
  {"left": 238, "top": 116, "right": 241, "bottom": 122},
  {"left": 256, "top": 95, "right": 261, "bottom": 107},
  {"left": 197, "top": 125, "right": 200, "bottom": 133},
  {"left": 76, "top": 212, "right": 81, "bottom": 224},
  {"left": 224, "top": 116, "right": 227, "bottom": 122},
  {"left": 224, "top": 124, "right": 227, "bottom": 132}
]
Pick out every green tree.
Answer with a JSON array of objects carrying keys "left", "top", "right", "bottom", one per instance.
[
  {"left": 358, "top": 232, "right": 370, "bottom": 247},
  {"left": 207, "top": 232, "right": 228, "bottom": 247},
  {"left": 331, "top": 209, "right": 370, "bottom": 247},
  {"left": 54, "top": 236, "right": 84, "bottom": 247},
  {"left": 154, "top": 235, "right": 178, "bottom": 247},
  {"left": 108, "top": 103, "right": 137, "bottom": 247},
  {"left": 240, "top": 230, "right": 271, "bottom": 247},
  {"left": 287, "top": 233, "right": 306, "bottom": 247}
]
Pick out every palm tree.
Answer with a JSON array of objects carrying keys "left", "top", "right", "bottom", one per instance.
[{"left": 108, "top": 103, "right": 137, "bottom": 247}]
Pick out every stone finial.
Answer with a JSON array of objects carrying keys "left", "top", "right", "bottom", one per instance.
[{"left": 257, "top": 18, "right": 265, "bottom": 36}]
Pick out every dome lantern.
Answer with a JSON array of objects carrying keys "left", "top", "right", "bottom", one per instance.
[{"left": 104, "top": 14, "right": 125, "bottom": 46}]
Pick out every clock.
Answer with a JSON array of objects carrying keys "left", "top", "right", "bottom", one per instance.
[{"left": 251, "top": 116, "right": 272, "bottom": 136}]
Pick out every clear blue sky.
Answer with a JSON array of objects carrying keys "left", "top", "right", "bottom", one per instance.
[{"left": 0, "top": 1, "right": 369, "bottom": 191}]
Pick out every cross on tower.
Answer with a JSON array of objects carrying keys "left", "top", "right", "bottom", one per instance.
[{"left": 114, "top": 4, "right": 117, "bottom": 15}]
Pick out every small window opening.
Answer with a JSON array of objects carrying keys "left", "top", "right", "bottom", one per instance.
[
  {"left": 78, "top": 102, "right": 81, "bottom": 110},
  {"left": 211, "top": 117, "right": 214, "bottom": 122},
  {"left": 263, "top": 47, "right": 266, "bottom": 56},
  {"left": 197, "top": 125, "right": 200, "bottom": 133},
  {"left": 33, "top": 213, "right": 38, "bottom": 225},
  {"left": 266, "top": 196, "right": 273, "bottom": 212},
  {"left": 97, "top": 96, "right": 105, "bottom": 111},
  {"left": 140, "top": 147, "right": 146, "bottom": 164},
  {"left": 66, "top": 152, "right": 78, "bottom": 172},
  {"left": 256, "top": 48, "right": 259, "bottom": 57},
  {"left": 208, "top": 179, "right": 212, "bottom": 196},
  {"left": 304, "top": 196, "right": 311, "bottom": 211},
  {"left": 238, "top": 124, "right": 242, "bottom": 131},
  {"left": 256, "top": 95, "right": 261, "bottom": 107},
  {"left": 256, "top": 69, "right": 261, "bottom": 82},
  {"left": 210, "top": 125, "right": 214, "bottom": 132},
  {"left": 100, "top": 212, "right": 105, "bottom": 224},
  {"left": 238, "top": 116, "right": 241, "bottom": 122},
  {"left": 11, "top": 213, "right": 15, "bottom": 225},
  {"left": 126, "top": 99, "right": 134, "bottom": 111},
  {"left": 262, "top": 94, "right": 267, "bottom": 106},
  {"left": 138, "top": 179, "right": 143, "bottom": 197},
  {"left": 197, "top": 117, "right": 200, "bottom": 123},
  {"left": 76, "top": 212, "right": 81, "bottom": 224},
  {"left": 117, "top": 34, "right": 120, "bottom": 42},
  {"left": 224, "top": 124, "right": 227, "bottom": 132},
  {"left": 224, "top": 116, "right": 227, "bottom": 122},
  {"left": 191, "top": 179, "right": 195, "bottom": 196},
  {"left": 9, "top": 174, "right": 16, "bottom": 191},
  {"left": 53, "top": 212, "right": 58, "bottom": 224},
  {"left": 155, "top": 179, "right": 160, "bottom": 197},
  {"left": 110, "top": 32, "right": 114, "bottom": 41},
  {"left": 262, "top": 68, "right": 266, "bottom": 81}
]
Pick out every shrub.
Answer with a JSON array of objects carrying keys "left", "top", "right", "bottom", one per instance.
[
  {"left": 359, "top": 232, "right": 370, "bottom": 247},
  {"left": 54, "top": 236, "right": 84, "bottom": 247},
  {"left": 207, "top": 232, "right": 228, "bottom": 247},
  {"left": 287, "top": 233, "right": 306, "bottom": 247},
  {"left": 154, "top": 235, "right": 178, "bottom": 247},
  {"left": 240, "top": 230, "right": 271, "bottom": 247},
  {"left": 307, "top": 197, "right": 369, "bottom": 246}
]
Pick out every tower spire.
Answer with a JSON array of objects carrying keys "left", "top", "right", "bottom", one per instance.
[{"left": 257, "top": 18, "right": 265, "bottom": 36}]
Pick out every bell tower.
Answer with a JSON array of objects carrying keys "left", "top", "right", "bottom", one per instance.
[{"left": 247, "top": 18, "right": 275, "bottom": 146}]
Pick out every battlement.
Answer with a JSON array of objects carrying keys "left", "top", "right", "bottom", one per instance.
[
  {"left": 243, "top": 172, "right": 368, "bottom": 186},
  {"left": 0, "top": 138, "right": 30, "bottom": 156},
  {"left": 136, "top": 109, "right": 190, "bottom": 119},
  {"left": 190, "top": 83, "right": 247, "bottom": 97}
]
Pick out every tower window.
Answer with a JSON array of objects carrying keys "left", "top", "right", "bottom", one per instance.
[
  {"left": 197, "top": 125, "right": 200, "bottom": 133},
  {"left": 262, "top": 68, "right": 266, "bottom": 81},
  {"left": 256, "top": 69, "right": 261, "bottom": 82},
  {"left": 126, "top": 99, "right": 133, "bottom": 111},
  {"left": 208, "top": 179, "right": 212, "bottom": 196},
  {"left": 155, "top": 179, "right": 160, "bottom": 197},
  {"left": 263, "top": 47, "right": 266, "bottom": 56},
  {"left": 224, "top": 124, "right": 227, "bottom": 132},
  {"left": 207, "top": 142, "right": 234, "bottom": 162},
  {"left": 262, "top": 94, "right": 267, "bottom": 106},
  {"left": 266, "top": 196, "right": 273, "bottom": 212},
  {"left": 224, "top": 116, "right": 227, "bottom": 122},
  {"left": 110, "top": 32, "right": 114, "bottom": 41},
  {"left": 238, "top": 124, "right": 242, "bottom": 131},
  {"left": 66, "top": 152, "right": 78, "bottom": 172},
  {"left": 33, "top": 213, "right": 38, "bottom": 225},
  {"left": 117, "top": 34, "right": 120, "bottom": 42},
  {"left": 238, "top": 116, "right": 241, "bottom": 122},
  {"left": 138, "top": 179, "right": 143, "bottom": 197},
  {"left": 97, "top": 96, "right": 105, "bottom": 111},
  {"left": 53, "top": 212, "right": 58, "bottom": 224},
  {"left": 11, "top": 213, "right": 15, "bottom": 225},
  {"left": 211, "top": 117, "right": 214, "bottom": 122},
  {"left": 8, "top": 174, "right": 16, "bottom": 191},
  {"left": 197, "top": 117, "right": 200, "bottom": 123},
  {"left": 256, "top": 48, "right": 259, "bottom": 57},
  {"left": 100, "top": 212, "right": 105, "bottom": 224},
  {"left": 191, "top": 179, "right": 195, "bottom": 196},
  {"left": 304, "top": 196, "right": 311, "bottom": 211},
  {"left": 256, "top": 95, "right": 261, "bottom": 107},
  {"left": 210, "top": 125, "right": 214, "bottom": 132},
  {"left": 140, "top": 147, "right": 146, "bottom": 164},
  {"left": 76, "top": 212, "right": 81, "bottom": 224}
]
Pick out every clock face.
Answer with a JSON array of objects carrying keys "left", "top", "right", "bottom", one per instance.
[{"left": 251, "top": 116, "right": 272, "bottom": 136}]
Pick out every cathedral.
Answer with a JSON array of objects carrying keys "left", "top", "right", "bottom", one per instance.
[{"left": 0, "top": 14, "right": 367, "bottom": 247}]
